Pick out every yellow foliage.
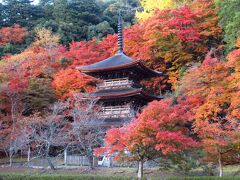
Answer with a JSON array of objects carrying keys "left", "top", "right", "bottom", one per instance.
[
  {"left": 6, "top": 50, "right": 35, "bottom": 62},
  {"left": 236, "top": 37, "right": 240, "bottom": 48},
  {"left": 136, "top": 0, "right": 186, "bottom": 21},
  {"left": 32, "top": 28, "right": 60, "bottom": 49}
]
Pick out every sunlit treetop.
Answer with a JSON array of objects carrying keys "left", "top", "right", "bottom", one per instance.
[
  {"left": 136, "top": 0, "right": 187, "bottom": 22},
  {"left": 32, "top": 28, "right": 60, "bottom": 49}
]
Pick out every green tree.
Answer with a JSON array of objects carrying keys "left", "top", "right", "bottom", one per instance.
[
  {"left": 217, "top": 0, "right": 240, "bottom": 53},
  {"left": 38, "top": 0, "right": 54, "bottom": 20},
  {"left": 24, "top": 78, "right": 56, "bottom": 114},
  {"left": 53, "top": 0, "right": 102, "bottom": 44},
  {"left": 1, "top": 0, "right": 43, "bottom": 29},
  {"left": 39, "top": 0, "right": 53, "bottom": 6},
  {"left": 0, "top": 0, "right": 138, "bottom": 46},
  {"left": 0, "top": 43, "right": 15, "bottom": 58},
  {"left": 0, "top": 3, "right": 4, "bottom": 26},
  {"left": 87, "top": 21, "right": 114, "bottom": 40},
  {"left": 102, "top": 0, "right": 139, "bottom": 31}
]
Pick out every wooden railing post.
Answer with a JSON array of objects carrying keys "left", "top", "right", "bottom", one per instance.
[
  {"left": 99, "top": 105, "right": 132, "bottom": 118},
  {"left": 96, "top": 78, "right": 133, "bottom": 90}
]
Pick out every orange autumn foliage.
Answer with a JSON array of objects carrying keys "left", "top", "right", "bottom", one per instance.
[
  {"left": 0, "top": 25, "right": 28, "bottom": 46},
  {"left": 52, "top": 68, "right": 96, "bottom": 99},
  {"left": 179, "top": 46, "right": 240, "bottom": 165},
  {"left": 65, "top": 39, "right": 114, "bottom": 68},
  {"left": 191, "top": 0, "right": 223, "bottom": 53},
  {"left": 226, "top": 38, "right": 240, "bottom": 121},
  {"left": 179, "top": 50, "right": 229, "bottom": 96},
  {"left": 0, "top": 46, "right": 65, "bottom": 80}
]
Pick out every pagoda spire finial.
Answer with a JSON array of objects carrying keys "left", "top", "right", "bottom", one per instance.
[{"left": 118, "top": 10, "right": 123, "bottom": 53}]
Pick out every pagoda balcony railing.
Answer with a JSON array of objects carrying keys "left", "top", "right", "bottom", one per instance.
[
  {"left": 97, "top": 78, "right": 133, "bottom": 90},
  {"left": 99, "top": 105, "right": 134, "bottom": 119}
]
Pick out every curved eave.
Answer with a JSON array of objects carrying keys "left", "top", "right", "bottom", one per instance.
[
  {"left": 77, "top": 60, "right": 138, "bottom": 73},
  {"left": 137, "top": 61, "right": 163, "bottom": 77},
  {"left": 140, "top": 90, "right": 163, "bottom": 101},
  {"left": 77, "top": 60, "right": 163, "bottom": 78}
]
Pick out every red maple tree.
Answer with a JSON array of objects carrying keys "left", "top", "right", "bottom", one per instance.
[
  {"left": 0, "top": 25, "right": 28, "bottom": 46},
  {"left": 96, "top": 96, "right": 201, "bottom": 178}
]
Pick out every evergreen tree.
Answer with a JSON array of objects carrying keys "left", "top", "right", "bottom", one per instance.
[
  {"left": 53, "top": 0, "right": 102, "bottom": 44},
  {"left": 2, "top": 0, "right": 43, "bottom": 29},
  {"left": 0, "top": 3, "right": 4, "bottom": 27},
  {"left": 87, "top": 21, "right": 114, "bottom": 40},
  {"left": 217, "top": 0, "right": 240, "bottom": 53},
  {"left": 102, "top": 0, "right": 139, "bottom": 32},
  {"left": 1, "top": 0, "right": 138, "bottom": 46},
  {"left": 38, "top": 0, "right": 54, "bottom": 19},
  {"left": 39, "top": 0, "right": 54, "bottom": 6}
]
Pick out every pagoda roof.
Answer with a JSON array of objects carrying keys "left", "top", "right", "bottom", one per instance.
[
  {"left": 78, "top": 52, "right": 163, "bottom": 78},
  {"left": 83, "top": 88, "right": 163, "bottom": 101}
]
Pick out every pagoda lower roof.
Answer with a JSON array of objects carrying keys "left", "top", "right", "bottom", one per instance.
[
  {"left": 77, "top": 52, "right": 163, "bottom": 78},
  {"left": 83, "top": 88, "right": 163, "bottom": 101}
]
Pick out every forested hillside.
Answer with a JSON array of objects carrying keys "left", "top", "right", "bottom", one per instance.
[
  {"left": 0, "top": 0, "right": 240, "bottom": 178},
  {"left": 0, "top": 0, "right": 139, "bottom": 56}
]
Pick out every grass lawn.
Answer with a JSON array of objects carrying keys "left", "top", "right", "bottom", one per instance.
[
  {"left": 0, "top": 173, "right": 131, "bottom": 180},
  {"left": 0, "top": 173, "right": 240, "bottom": 180},
  {"left": 0, "top": 165, "right": 239, "bottom": 179}
]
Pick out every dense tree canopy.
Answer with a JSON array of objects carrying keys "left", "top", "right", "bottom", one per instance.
[
  {"left": 0, "top": 0, "right": 139, "bottom": 47},
  {"left": 216, "top": 0, "right": 240, "bottom": 53}
]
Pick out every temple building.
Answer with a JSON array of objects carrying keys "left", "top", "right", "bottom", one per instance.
[{"left": 77, "top": 13, "right": 163, "bottom": 126}]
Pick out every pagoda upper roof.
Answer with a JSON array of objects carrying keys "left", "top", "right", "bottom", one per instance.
[
  {"left": 83, "top": 87, "right": 163, "bottom": 102},
  {"left": 78, "top": 52, "right": 163, "bottom": 78}
]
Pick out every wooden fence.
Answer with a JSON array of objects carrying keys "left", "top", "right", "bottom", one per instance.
[{"left": 65, "top": 155, "right": 89, "bottom": 166}]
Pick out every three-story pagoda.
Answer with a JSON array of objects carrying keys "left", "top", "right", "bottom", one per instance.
[{"left": 77, "top": 13, "right": 163, "bottom": 126}]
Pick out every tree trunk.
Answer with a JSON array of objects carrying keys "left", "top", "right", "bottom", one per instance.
[
  {"left": 27, "top": 146, "right": 31, "bottom": 162},
  {"left": 87, "top": 148, "right": 94, "bottom": 169},
  {"left": 9, "top": 147, "right": 13, "bottom": 167},
  {"left": 46, "top": 156, "right": 55, "bottom": 170},
  {"left": 89, "top": 155, "right": 94, "bottom": 169},
  {"left": 64, "top": 148, "right": 67, "bottom": 166},
  {"left": 9, "top": 153, "right": 12, "bottom": 167},
  {"left": 137, "top": 160, "right": 144, "bottom": 179},
  {"left": 46, "top": 144, "right": 55, "bottom": 170},
  {"left": 218, "top": 152, "right": 223, "bottom": 177}
]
